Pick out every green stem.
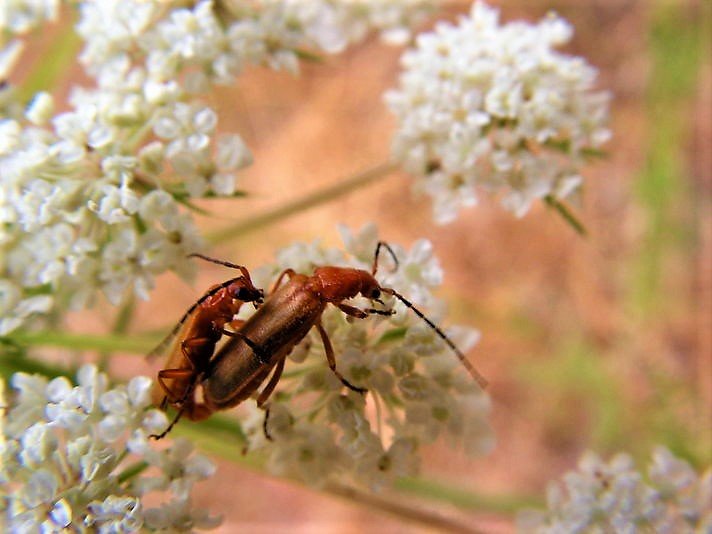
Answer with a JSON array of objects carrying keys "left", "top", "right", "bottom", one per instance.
[
  {"left": 117, "top": 461, "right": 149, "bottom": 484},
  {"left": 207, "top": 161, "right": 398, "bottom": 244},
  {"left": 17, "top": 22, "right": 81, "bottom": 102},
  {"left": 395, "top": 477, "right": 542, "bottom": 515},
  {"left": 180, "top": 414, "right": 540, "bottom": 519},
  {"left": 184, "top": 424, "right": 484, "bottom": 531},
  {"left": 544, "top": 195, "right": 587, "bottom": 236},
  {"left": 4, "top": 330, "right": 156, "bottom": 354},
  {"left": 326, "top": 483, "right": 485, "bottom": 534},
  {"left": 176, "top": 410, "right": 247, "bottom": 443},
  {"left": 179, "top": 414, "right": 521, "bottom": 530},
  {"left": 98, "top": 296, "right": 136, "bottom": 371},
  {"left": 0, "top": 351, "right": 74, "bottom": 381}
]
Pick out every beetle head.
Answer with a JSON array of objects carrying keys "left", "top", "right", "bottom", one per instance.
[
  {"left": 360, "top": 278, "right": 383, "bottom": 302},
  {"left": 230, "top": 280, "right": 264, "bottom": 305}
]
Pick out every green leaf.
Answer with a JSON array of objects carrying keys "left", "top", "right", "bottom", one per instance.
[
  {"left": 294, "top": 48, "right": 324, "bottom": 63},
  {"left": 377, "top": 327, "right": 408, "bottom": 344}
]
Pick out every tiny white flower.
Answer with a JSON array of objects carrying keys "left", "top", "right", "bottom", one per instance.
[
  {"left": 0, "top": 0, "right": 59, "bottom": 34},
  {"left": 193, "top": 107, "right": 217, "bottom": 134},
  {"left": 2, "top": 365, "right": 219, "bottom": 532},
  {"left": 19, "top": 423, "right": 56, "bottom": 467},
  {"left": 0, "top": 40, "right": 23, "bottom": 78},
  {"left": 50, "top": 498, "right": 72, "bottom": 528},
  {"left": 25, "top": 91, "right": 54, "bottom": 125},
  {"left": 23, "top": 469, "right": 59, "bottom": 508},
  {"left": 127, "top": 376, "right": 153, "bottom": 409},
  {"left": 216, "top": 133, "right": 252, "bottom": 171},
  {"left": 517, "top": 447, "right": 712, "bottom": 533},
  {"left": 387, "top": 1, "right": 610, "bottom": 222}
]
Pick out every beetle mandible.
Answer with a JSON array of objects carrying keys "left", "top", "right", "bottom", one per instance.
[{"left": 151, "top": 241, "right": 487, "bottom": 439}]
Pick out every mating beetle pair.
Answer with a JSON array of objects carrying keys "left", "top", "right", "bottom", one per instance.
[{"left": 149, "top": 242, "right": 487, "bottom": 439}]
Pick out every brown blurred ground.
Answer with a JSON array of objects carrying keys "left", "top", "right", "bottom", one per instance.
[{"left": 15, "top": 0, "right": 710, "bottom": 532}]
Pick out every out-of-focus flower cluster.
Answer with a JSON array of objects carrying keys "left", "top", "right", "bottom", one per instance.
[
  {"left": 0, "top": 0, "right": 432, "bottom": 335},
  {"left": 0, "top": 365, "right": 220, "bottom": 532},
  {"left": 386, "top": 1, "right": 611, "bottom": 223},
  {"left": 240, "top": 224, "right": 494, "bottom": 490},
  {"left": 517, "top": 447, "right": 712, "bottom": 533}
]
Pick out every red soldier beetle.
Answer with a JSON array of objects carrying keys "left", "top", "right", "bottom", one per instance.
[
  {"left": 148, "top": 253, "right": 263, "bottom": 434},
  {"left": 152, "top": 241, "right": 487, "bottom": 439}
]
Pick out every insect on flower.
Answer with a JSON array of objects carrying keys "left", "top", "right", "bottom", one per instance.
[
  {"left": 148, "top": 254, "right": 264, "bottom": 435},
  {"left": 152, "top": 242, "right": 487, "bottom": 439}
]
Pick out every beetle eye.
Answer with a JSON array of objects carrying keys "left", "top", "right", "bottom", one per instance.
[
  {"left": 371, "top": 289, "right": 381, "bottom": 300},
  {"left": 236, "top": 287, "right": 249, "bottom": 300}
]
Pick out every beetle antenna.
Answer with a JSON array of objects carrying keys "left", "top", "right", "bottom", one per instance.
[
  {"left": 147, "top": 276, "right": 248, "bottom": 360},
  {"left": 382, "top": 288, "right": 488, "bottom": 389},
  {"left": 372, "top": 241, "right": 399, "bottom": 275},
  {"left": 188, "top": 253, "right": 253, "bottom": 281}
]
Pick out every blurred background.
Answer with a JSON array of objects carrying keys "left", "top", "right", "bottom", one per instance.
[{"left": 14, "top": 0, "right": 710, "bottom": 532}]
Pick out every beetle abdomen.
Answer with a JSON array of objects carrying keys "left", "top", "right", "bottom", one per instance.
[{"left": 204, "top": 277, "right": 326, "bottom": 408}]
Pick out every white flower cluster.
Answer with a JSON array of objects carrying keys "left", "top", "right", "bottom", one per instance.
[
  {"left": 386, "top": 1, "right": 611, "bottom": 223},
  {"left": 0, "top": 365, "right": 220, "bottom": 532},
  {"left": 241, "top": 224, "right": 494, "bottom": 489},
  {"left": 517, "top": 448, "right": 712, "bottom": 533},
  {"left": 0, "top": 1, "right": 59, "bottom": 118},
  {"left": 1, "top": 0, "right": 431, "bottom": 335},
  {"left": 77, "top": 0, "right": 432, "bottom": 84},
  {"left": 0, "top": 0, "right": 57, "bottom": 34}
]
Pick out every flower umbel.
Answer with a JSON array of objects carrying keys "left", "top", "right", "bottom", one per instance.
[
  {"left": 0, "top": 0, "right": 432, "bottom": 335},
  {"left": 0, "top": 365, "right": 220, "bottom": 532},
  {"left": 241, "top": 224, "right": 494, "bottom": 490},
  {"left": 517, "top": 448, "right": 712, "bottom": 533},
  {"left": 386, "top": 1, "right": 611, "bottom": 223}
]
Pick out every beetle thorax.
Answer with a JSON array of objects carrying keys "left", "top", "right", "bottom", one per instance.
[{"left": 312, "top": 266, "right": 380, "bottom": 302}]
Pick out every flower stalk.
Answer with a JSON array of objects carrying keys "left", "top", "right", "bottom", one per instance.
[
  {"left": 544, "top": 195, "right": 587, "bottom": 236},
  {"left": 4, "top": 330, "right": 155, "bottom": 355},
  {"left": 206, "top": 161, "right": 398, "bottom": 244}
]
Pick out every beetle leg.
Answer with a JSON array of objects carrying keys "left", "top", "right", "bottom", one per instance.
[
  {"left": 221, "top": 330, "right": 270, "bottom": 364},
  {"left": 151, "top": 392, "right": 193, "bottom": 440},
  {"left": 257, "top": 358, "right": 285, "bottom": 408},
  {"left": 184, "top": 401, "right": 213, "bottom": 421},
  {"left": 262, "top": 408, "right": 272, "bottom": 442},
  {"left": 270, "top": 268, "right": 296, "bottom": 294},
  {"left": 337, "top": 303, "right": 368, "bottom": 319},
  {"left": 181, "top": 337, "right": 213, "bottom": 368},
  {"left": 219, "top": 318, "right": 245, "bottom": 337},
  {"left": 150, "top": 406, "right": 186, "bottom": 440},
  {"left": 227, "top": 318, "right": 246, "bottom": 330},
  {"left": 255, "top": 358, "right": 286, "bottom": 442},
  {"left": 151, "top": 379, "right": 213, "bottom": 440},
  {"left": 155, "top": 337, "right": 211, "bottom": 409},
  {"left": 337, "top": 303, "right": 395, "bottom": 318},
  {"left": 157, "top": 368, "right": 194, "bottom": 404},
  {"left": 315, "top": 321, "right": 367, "bottom": 394},
  {"left": 150, "top": 397, "right": 211, "bottom": 440}
]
